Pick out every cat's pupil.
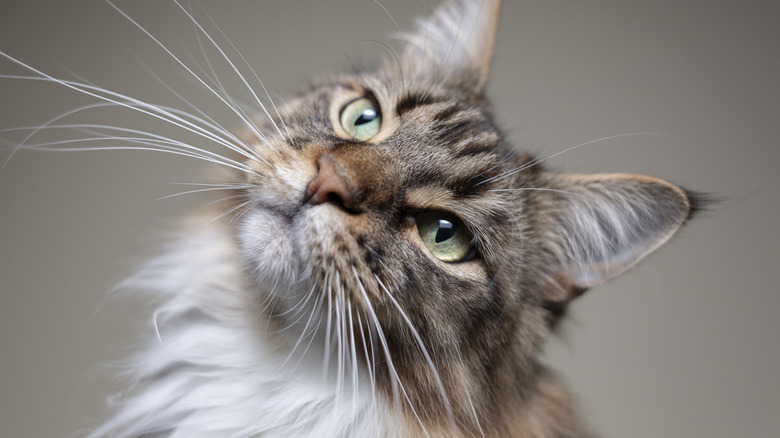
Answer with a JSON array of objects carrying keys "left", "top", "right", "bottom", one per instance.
[
  {"left": 355, "top": 109, "right": 377, "bottom": 126},
  {"left": 338, "top": 97, "right": 382, "bottom": 141},
  {"left": 415, "top": 212, "right": 473, "bottom": 263},
  {"left": 434, "top": 220, "right": 457, "bottom": 243}
]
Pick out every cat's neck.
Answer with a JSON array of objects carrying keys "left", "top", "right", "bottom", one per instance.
[
  {"left": 105, "top": 212, "right": 594, "bottom": 437},
  {"left": 369, "top": 331, "right": 595, "bottom": 437}
]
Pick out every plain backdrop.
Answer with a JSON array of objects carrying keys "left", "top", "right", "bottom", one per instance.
[{"left": 1, "top": 1, "right": 778, "bottom": 437}]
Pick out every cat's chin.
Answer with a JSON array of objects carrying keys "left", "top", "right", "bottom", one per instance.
[
  {"left": 239, "top": 204, "right": 304, "bottom": 299},
  {"left": 238, "top": 199, "right": 360, "bottom": 307}
]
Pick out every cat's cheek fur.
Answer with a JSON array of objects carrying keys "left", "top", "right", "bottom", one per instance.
[{"left": 239, "top": 207, "right": 304, "bottom": 300}]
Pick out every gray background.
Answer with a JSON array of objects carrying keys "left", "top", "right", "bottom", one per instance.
[{"left": 1, "top": 0, "right": 778, "bottom": 436}]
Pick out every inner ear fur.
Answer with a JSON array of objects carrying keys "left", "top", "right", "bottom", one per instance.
[
  {"left": 538, "top": 173, "right": 694, "bottom": 301},
  {"left": 397, "top": 0, "right": 502, "bottom": 92}
]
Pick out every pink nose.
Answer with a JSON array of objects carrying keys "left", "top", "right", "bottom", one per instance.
[{"left": 305, "top": 154, "right": 357, "bottom": 212}]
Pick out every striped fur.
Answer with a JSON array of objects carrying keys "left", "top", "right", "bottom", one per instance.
[{"left": 81, "top": 1, "right": 700, "bottom": 437}]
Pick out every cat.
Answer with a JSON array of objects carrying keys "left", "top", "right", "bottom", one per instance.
[{"left": 1, "top": 0, "right": 706, "bottom": 437}]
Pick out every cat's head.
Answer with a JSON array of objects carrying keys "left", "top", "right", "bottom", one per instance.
[{"left": 231, "top": 0, "right": 698, "bottom": 432}]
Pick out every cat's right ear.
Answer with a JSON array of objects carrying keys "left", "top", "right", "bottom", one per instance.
[
  {"left": 397, "top": 0, "right": 501, "bottom": 92},
  {"left": 537, "top": 173, "right": 702, "bottom": 303}
]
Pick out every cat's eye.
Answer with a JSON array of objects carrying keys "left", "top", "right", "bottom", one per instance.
[
  {"left": 415, "top": 211, "right": 475, "bottom": 263},
  {"left": 339, "top": 97, "right": 382, "bottom": 141}
]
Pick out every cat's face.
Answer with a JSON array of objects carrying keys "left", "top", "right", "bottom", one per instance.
[
  {"left": 231, "top": 0, "right": 697, "bottom": 429},
  {"left": 238, "top": 59, "right": 543, "bottom": 407}
]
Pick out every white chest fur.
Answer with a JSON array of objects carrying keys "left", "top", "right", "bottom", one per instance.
[{"left": 88, "top": 219, "right": 399, "bottom": 438}]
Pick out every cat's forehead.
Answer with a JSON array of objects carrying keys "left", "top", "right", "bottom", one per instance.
[{"left": 296, "top": 70, "right": 488, "bottom": 116}]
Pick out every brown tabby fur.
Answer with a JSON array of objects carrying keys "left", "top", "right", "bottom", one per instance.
[{"left": 219, "top": 1, "right": 702, "bottom": 436}]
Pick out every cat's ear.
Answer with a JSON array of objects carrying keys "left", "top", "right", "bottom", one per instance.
[
  {"left": 398, "top": 0, "right": 501, "bottom": 92},
  {"left": 540, "top": 173, "right": 699, "bottom": 300}
]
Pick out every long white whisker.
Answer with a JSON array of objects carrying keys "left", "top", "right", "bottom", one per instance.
[
  {"left": 346, "top": 297, "right": 360, "bottom": 419},
  {"left": 21, "top": 141, "right": 252, "bottom": 176},
  {"left": 103, "top": 0, "right": 273, "bottom": 151},
  {"left": 280, "top": 284, "right": 322, "bottom": 366},
  {"left": 170, "top": 0, "right": 285, "bottom": 150},
  {"left": 477, "top": 132, "right": 676, "bottom": 186},
  {"left": 185, "top": 9, "right": 268, "bottom": 152},
  {"left": 7, "top": 122, "right": 258, "bottom": 174},
  {"left": 194, "top": 3, "right": 294, "bottom": 145},
  {"left": 133, "top": 58, "right": 260, "bottom": 157},
  {"left": 355, "top": 310, "right": 376, "bottom": 398},
  {"left": 334, "top": 271, "right": 345, "bottom": 401},
  {"left": 462, "top": 364, "right": 485, "bottom": 438},
  {"left": 0, "top": 71, "right": 263, "bottom": 165},
  {"left": 373, "top": 274, "right": 457, "bottom": 431},
  {"left": 351, "top": 266, "right": 430, "bottom": 438},
  {"left": 149, "top": 184, "right": 251, "bottom": 203},
  {"left": 206, "top": 199, "right": 252, "bottom": 224},
  {"left": 322, "top": 270, "right": 333, "bottom": 381},
  {"left": 14, "top": 130, "right": 257, "bottom": 176},
  {"left": 290, "top": 291, "right": 328, "bottom": 370}
]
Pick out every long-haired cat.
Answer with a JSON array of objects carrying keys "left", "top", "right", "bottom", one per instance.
[{"left": 2, "top": 0, "right": 705, "bottom": 437}]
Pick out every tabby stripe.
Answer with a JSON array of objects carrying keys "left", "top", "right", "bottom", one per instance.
[
  {"left": 450, "top": 174, "right": 492, "bottom": 198},
  {"left": 434, "top": 119, "right": 476, "bottom": 143},
  {"left": 395, "top": 94, "right": 440, "bottom": 117},
  {"left": 432, "top": 105, "right": 462, "bottom": 122},
  {"left": 452, "top": 139, "right": 501, "bottom": 159}
]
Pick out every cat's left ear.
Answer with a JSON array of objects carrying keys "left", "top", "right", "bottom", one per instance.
[
  {"left": 539, "top": 173, "right": 701, "bottom": 302},
  {"left": 398, "top": 0, "right": 501, "bottom": 92}
]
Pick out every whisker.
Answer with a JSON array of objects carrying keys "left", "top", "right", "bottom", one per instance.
[
  {"left": 289, "top": 292, "right": 327, "bottom": 371},
  {"left": 133, "top": 58, "right": 259, "bottom": 157},
  {"left": 21, "top": 122, "right": 252, "bottom": 169},
  {"left": 477, "top": 132, "right": 677, "bottom": 186},
  {"left": 194, "top": 3, "right": 295, "bottom": 145},
  {"left": 148, "top": 195, "right": 248, "bottom": 218},
  {"left": 186, "top": 13, "right": 269, "bottom": 151},
  {"left": 364, "top": 240, "right": 486, "bottom": 434},
  {"left": 334, "top": 271, "right": 345, "bottom": 399},
  {"left": 373, "top": 0, "right": 402, "bottom": 33},
  {"left": 22, "top": 140, "right": 250, "bottom": 175},
  {"left": 206, "top": 199, "right": 251, "bottom": 224},
  {"left": 487, "top": 187, "right": 587, "bottom": 199},
  {"left": 170, "top": 0, "right": 286, "bottom": 150},
  {"left": 351, "top": 267, "right": 431, "bottom": 438},
  {"left": 373, "top": 274, "right": 457, "bottom": 431},
  {"left": 10, "top": 125, "right": 258, "bottom": 176},
  {"left": 280, "top": 284, "right": 323, "bottom": 367},
  {"left": 104, "top": 1, "right": 274, "bottom": 152},
  {"left": 0, "top": 71, "right": 264, "bottom": 166},
  {"left": 346, "top": 297, "right": 360, "bottom": 419},
  {"left": 322, "top": 270, "right": 333, "bottom": 380},
  {"left": 355, "top": 309, "right": 376, "bottom": 398}
]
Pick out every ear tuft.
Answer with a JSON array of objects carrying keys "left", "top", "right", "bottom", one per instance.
[{"left": 682, "top": 189, "right": 718, "bottom": 222}]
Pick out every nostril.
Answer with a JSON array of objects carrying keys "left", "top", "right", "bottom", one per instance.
[
  {"left": 324, "top": 192, "right": 345, "bottom": 206},
  {"left": 305, "top": 154, "right": 359, "bottom": 213}
]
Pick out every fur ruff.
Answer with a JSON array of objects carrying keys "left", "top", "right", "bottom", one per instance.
[{"left": 88, "top": 217, "right": 400, "bottom": 438}]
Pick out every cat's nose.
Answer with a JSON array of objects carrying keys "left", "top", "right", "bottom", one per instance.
[{"left": 305, "top": 154, "right": 358, "bottom": 213}]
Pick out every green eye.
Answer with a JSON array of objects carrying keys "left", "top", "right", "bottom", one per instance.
[
  {"left": 415, "top": 211, "right": 475, "bottom": 263},
  {"left": 339, "top": 97, "right": 382, "bottom": 141}
]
